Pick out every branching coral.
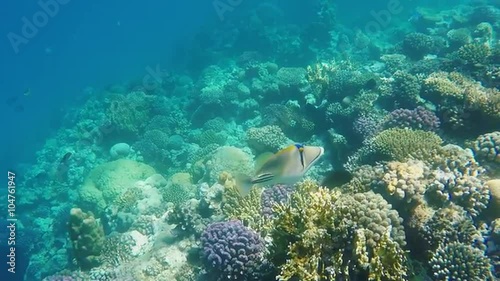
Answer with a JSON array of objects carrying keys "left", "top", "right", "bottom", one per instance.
[
  {"left": 417, "top": 204, "right": 483, "bottom": 254},
  {"left": 430, "top": 242, "right": 492, "bottom": 281},
  {"left": 457, "top": 43, "right": 491, "bottom": 66},
  {"left": 246, "top": 125, "right": 289, "bottom": 153},
  {"left": 370, "top": 128, "right": 442, "bottom": 162},
  {"left": 270, "top": 180, "right": 408, "bottom": 281},
  {"left": 401, "top": 33, "right": 435, "bottom": 60},
  {"left": 222, "top": 184, "right": 266, "bottom": 233},
  {"left": 423, "top": 71, "right": 500, "bottom": 128},
  {"left": 390, "top": 71, "right": 422, "bottom": 107}
]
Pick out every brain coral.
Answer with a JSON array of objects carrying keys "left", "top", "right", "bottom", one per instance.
[
  {"left": 200, "top": 220, "right": 266, "bottom": 281},
  {"left": 78, "top": 159, "right": 156, "bottom": 214}
]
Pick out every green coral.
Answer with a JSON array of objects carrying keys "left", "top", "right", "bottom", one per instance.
[
  {"left": 391, "top": 71, "right": 422, "bottom": 107},
  {"left": 471, "top": 131, "right": 500, "bottom": 165},
  {"left": 162, "top": 172, "right": 195, "bottom": 204},
  {"left": 68, "top": 208, "right": 105, "bottom": 270},
  {"left": 270, "top": 180, "right": 408, "bottom": 281},
  {"left": 402, "top": 32, "right": 435, "bottom": 59},
  {"left": 457, "top": 43, "right": 491, "bottom": 66},
  {"left": 107, "top": 91, "right": 152, "bottom": 134},
  {"left": 446, "top": 28, "right": 471, "bottom": 48},
  {"left": 198, "top": 129, "right": 227, "bottom": 147},
  {"left": 418, "top": 205, "right": 483, "bottom": 253},
  {"left": 78, "top": 159, "right": 156, "bottom": 215},
  {"left": 371, "top": 128, "right": 442, "bottom": 162},
  {"left": 204, "top": 146, "right": 254, "bottom": 184},
  {"left": 246, "top": 125, "right": 289, "bottom": 153},
  {"left": 429, "top": 242, "right": 492, "bottom": 281}
]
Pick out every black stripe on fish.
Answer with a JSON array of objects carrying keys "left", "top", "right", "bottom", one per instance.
[{"left": 252, "top": 173, "right": 274, "bottom": 184}]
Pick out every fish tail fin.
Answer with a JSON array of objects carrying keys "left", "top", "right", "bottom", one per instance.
[{"left": 234, "top": 173, "right": 254, "bottom": 196}]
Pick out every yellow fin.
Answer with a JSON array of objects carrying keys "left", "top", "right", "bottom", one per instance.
[
  {"left": 254, "top": 152, "right": 274, "bottom": 171},
  {"left": 234, "top": 173, "right": 254, "bottom": 197}
]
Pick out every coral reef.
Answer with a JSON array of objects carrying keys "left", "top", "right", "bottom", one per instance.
[
  {"left": 430, "top": 242, "right": 492, "bottom": 281},
  {"left": 384, "top": 107, "right": 440, "bottom": 131},
  {"left": 68, "top": 208, "right": 105, "bottom": 270},
  {"left": 370, "top": 128, "right": 442, "bottom": 162},
  {"left": 18, "top": 1, "right": 500, "bottom": 280},
  {"left": 270, "top": 180, "right": 408, "bottom": 281},
  {"left": 200, "top": 220, "right": 267, "bottom": 281}
]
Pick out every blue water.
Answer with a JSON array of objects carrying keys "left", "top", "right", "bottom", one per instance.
[
  {"left": 1, "top": 0, "right": 499, "bottom": 280},
  {"left": 1, "top": 0, "right": 212, "bottom": 170}
]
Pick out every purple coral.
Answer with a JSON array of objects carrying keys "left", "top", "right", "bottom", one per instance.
[
  {"left": 384, "top": 107, "right": 440, "bottom": 131},
  {"left": 201, "top": 220, "right": 265, "bottom": 281},
  {"left": 261, "top": 184, "right": 294, "bottom": 218},
  {"left": 353, "top": 115, "right": 383, "bottom": 139}
]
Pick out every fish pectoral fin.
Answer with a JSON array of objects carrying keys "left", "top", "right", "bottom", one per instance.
[
  {"left": 252, "top": 173, "right": 274, "bottom": 184},
  {"left": 234, "top": 174, "right": 254, "bottom": 196}
]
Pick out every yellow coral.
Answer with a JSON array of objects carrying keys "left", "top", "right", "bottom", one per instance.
[{"left": 222, "top": 183, "right": 266, "bottom": 232}]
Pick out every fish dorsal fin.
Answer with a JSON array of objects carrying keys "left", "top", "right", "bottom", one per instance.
[{"left": 254, "top": 145, "right": 300, "bottom": 178}]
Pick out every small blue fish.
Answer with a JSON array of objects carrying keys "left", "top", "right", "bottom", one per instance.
[
  {"left": 236, "top": 144, "right": 324, "bottom": 195},
  {"left": 408, "top": 10, "right": 422, "bottom": 22}
]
